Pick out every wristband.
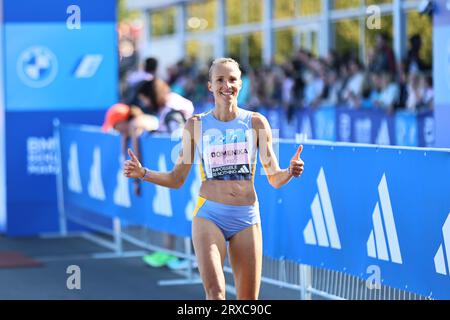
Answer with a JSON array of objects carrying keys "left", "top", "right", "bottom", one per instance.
[{"left": 139, "top": 167, "right": 150, "bottom": 180}]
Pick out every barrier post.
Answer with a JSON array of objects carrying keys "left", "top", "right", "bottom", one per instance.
[
  {"left": 53, "top": 118, "right": 67, "bottom": 236},
  {"left": 113, "top": 217, "right": 123, "bottom": 255},
  {"left": 300, "top": 264, "right": 312, "bottom": 300}
]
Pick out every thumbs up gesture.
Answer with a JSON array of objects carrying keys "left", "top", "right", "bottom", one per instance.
[
  {"left": 289, "top": 145, "right": 304, "bottom": 178},
  {"left": 124, "top": 148, "right": 145, "bottom": 179}
]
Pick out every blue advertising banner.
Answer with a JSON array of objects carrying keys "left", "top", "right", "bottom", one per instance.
[
  {"left": 297, "top": 108, "right": 315, "bottom": 140},
  {"left": 336, "top": 108, "right": 395, "bottom": 145},
  {"left": 395, "top": 111, "right": 418, "bottom": 147},
  {"left": 267, "top": 143, "right": 450, "bottom": 300},
  {"left": 59, "top": 125, "right": 196, "bottom": 237},
  {"left": 417, "top": 110, "right": 435, "bottom": 147},
  {"left": 313, "top": 108, "right": 336, "bottom": 141},
  {"left": 258, "top": 106, "right": 432, "bottom": 147},
  {"left": 59, "top": 125, "right": 450, "bottom": 299},
  {"left": 5, "top": 111, "right": 104, "bottom": 235},
  {"left": 5, "top": 24, "right": 117, "bottom": 111},
  {"left": 433, "top": 0, "right": 450, "bottom": 147},
  {"left": 2, "top": 0, "right": 118, "bottom": 235}
]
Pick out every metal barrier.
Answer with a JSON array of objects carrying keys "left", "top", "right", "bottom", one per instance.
[
  {"left": 260, "top": 256, "right": 428, "bottom": 300},
  {"left": 51, "top": 209, "right": 429, "bottom": 300}
]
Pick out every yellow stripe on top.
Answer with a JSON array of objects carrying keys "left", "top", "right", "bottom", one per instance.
[
  {"left": 193, "top": 196, "right": 207, "bottom": 217},
  {"left": 199, "top": 163, "right": 206, "bottom": 182}
]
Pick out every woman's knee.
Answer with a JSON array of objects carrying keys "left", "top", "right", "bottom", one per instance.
[
  {"left": 237, "top": 293, "right": 258, "bottom": 300},
  {"left": 204, "top": 284, "right": 226, "bottom": 300}
]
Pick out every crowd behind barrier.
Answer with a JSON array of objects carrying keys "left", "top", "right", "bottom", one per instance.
[
  {"left": 58, "top": 123, "right": 450, "bottom": 299},
  {"left": 123, "top": 33, "right": 433, "bottom": 125}
]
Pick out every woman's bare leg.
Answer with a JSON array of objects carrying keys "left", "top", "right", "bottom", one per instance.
[
  {"left": 192, "top": 217, "right": 227, "bottom": 300},
  {"left": 228, "top": 223, "right": 262, "bottom": 300}
]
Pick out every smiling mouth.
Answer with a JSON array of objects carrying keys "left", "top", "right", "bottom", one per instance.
[{"left": 220, "top": 91, "right": 233, "bottom": 97}]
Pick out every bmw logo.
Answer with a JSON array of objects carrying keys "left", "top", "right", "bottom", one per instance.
[{"left": 17, "top": 46, "right": 58, "bottom": 88}]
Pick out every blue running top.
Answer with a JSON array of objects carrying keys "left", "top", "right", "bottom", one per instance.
[{"left": 196, "top": 108, "right": 257, "bottom": 181}]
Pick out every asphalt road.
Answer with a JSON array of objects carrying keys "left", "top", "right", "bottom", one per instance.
[{"left": 0, "top": 234, "right": 301, "bottom": 300}]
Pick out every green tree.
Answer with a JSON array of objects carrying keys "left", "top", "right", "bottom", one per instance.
[{"left": 118, "top": 0, "right": 140, "bottom": 23}]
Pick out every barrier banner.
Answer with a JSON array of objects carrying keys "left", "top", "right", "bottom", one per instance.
[
  {"left": 260, "top": 142, "right": 450, "bottom": 299},
  {"left": 59, "top": 125, "right": 196, "bottom": 237},
  {"left": 433, "top": 0, "right": 450, "bottom": 147},
  {"left": 336, "top": 108, "right": 395, "bottom": 145},
  {"left": 257, "top": 106, "right": 431, "bottom": 147},
  {"left": 2, "top": 0, "right": 117, "bottom": 235},
  {"left": 417, "top": 110, "right": 435, "bottom": 148},
  {"left": 395, "top": 111, "right": 418, "bottom": 146}
]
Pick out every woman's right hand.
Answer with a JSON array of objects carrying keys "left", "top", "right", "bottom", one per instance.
[{"left": 124, "top": 148, "right": 145, "bottom": 179}]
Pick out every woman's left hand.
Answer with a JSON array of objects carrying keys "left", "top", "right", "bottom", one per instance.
[{"left": 289, "top": 145, "right": 304, "bottom": 178}]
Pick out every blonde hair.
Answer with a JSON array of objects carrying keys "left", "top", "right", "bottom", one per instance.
[{"left": 208, "top": 57, "right": 241, "bottom": 80}]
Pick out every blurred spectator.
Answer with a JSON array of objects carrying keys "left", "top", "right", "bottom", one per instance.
[
  {"left": 168, "top": 60, "right": 189, "bottom": 96},
  {"left": 325, "top": 50, "right": 340, "bottom": 71},
  {"left": 309, "top": 66, "right": 327, "bottom": 108},
  {"left": 374, "top": 72, "right": 399, "bottom": 113},
  {"left": 405, "top": 34, "right": 427, "bottom": 73},
  {"left": 281, "top": 66, "right": 295, "bottom": 111},
  {"left": 102, "top": 103, "right": 159, "bottom": 196},
  {"left": 102, "top": 103, "right": 159, "bottom": 138},
  {"left": 137, "top": 78, "right": 194, "bottom": 133},
  {"left": 247, "top": 68, "right": 262, "bottom": 110},
  {"left": 320, "top": 69, "right": 343, "bottom": 108},
  {"left": 368, "top": 32, "right": 396, "bottom": 75},
  {"left": 421, "top": 74, "right": 433, "bottom": 110},
  {"left": 291, "top": 57, "right": 306, "bottom": 108},
  {"left": 406, "top": 71, "right": 424, "bottom": 112},
  {"left": 126, "top": 57, "right": 158, "bottom": 87},
  {"left": 341, "top": 59, "right": 365, "bottom": 108},
  {"left": 360, "top": 73, "right": 381, "bottom": 109},
  {"left": 237, "top": 66, "right": 251, "bottom": 107},
  {"left": 123, "top": 57, "right": 159, "bottom": 108},
  {"left": 396, "top": 63, "right": 409, "bottom": 110},
  {"left": 261, "top": 65, "right": 278, "bottom": 107},
  {"left": 405, "top": 71, "right": 433, "bottom": 112}
]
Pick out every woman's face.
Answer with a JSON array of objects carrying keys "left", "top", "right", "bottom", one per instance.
[{"left": 208, "top": 62, "right": 242, "bottom": 105}]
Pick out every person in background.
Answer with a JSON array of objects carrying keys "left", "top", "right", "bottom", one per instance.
[
  {"left": 404, "top": 34, "right": 427, "bottom": 73},
  {"left": 136, "top": 78, "right": 195, "bottom": 269},
  {"left": 137, "top": 78, "right": 194, "bottom": 134},
  {"left": 369, "top": 32, "right": 396, "bottom": 75},
  {"left": 102, "top": 103, "right": 159, "bottom": 195},
  {"left": 341, "top": 59, "right": 365, "bottom": 108},
  {"left": 420, "top": 74, "right": 433, "bottom": 110},
  {"left": 123, "top": 57, "right": 159, "bottom": 108},
  {"left": 360, "top": 72, "right": 381, "bottom": 109},
  {"left": 374, "top": 72, "right": 399, "bottom": 114},
  {"left": 102, "top": 103, "right": 159, "bottom": 149},
  {"left": 237, "top": 66, "right": 251, "bottom": 107},
  {"left": 319, "top": 68, "right": 343, "bottom": 108}
]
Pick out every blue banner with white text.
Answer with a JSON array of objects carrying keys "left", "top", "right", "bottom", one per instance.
[
  {"left": 3, "top": 0, "right": 117, "bottom": 235},
  {"left": 257, "top": 107, "right": 433, "bottom": 147}
]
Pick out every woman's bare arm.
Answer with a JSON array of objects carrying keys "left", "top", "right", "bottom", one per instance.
[
  {"left": 124, "top": 117, "right": 198, "bottom": 189},
  {"left": 252, "top": 112, "right": 304, "bottom": 189}
]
